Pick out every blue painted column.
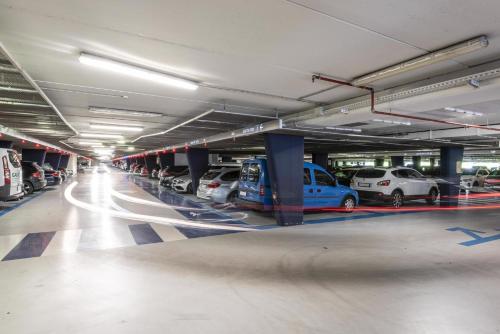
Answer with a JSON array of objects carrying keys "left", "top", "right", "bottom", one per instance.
[
  {"left": 391, "top": 156, "right": 404, "bottom": 167},
  {"left": 45, "top": 153, "right": 62, "bottom": 169},
  {"left": 21, "top": 149, "right": 46, "bottom": 165},
  {"left": 159, "top": 152, "right": 175, "bottom": 169},
  {"left": 144, "top": 154, "right": 157, "bottom": 176},
  {"left": 0, "top": 140, "right": 13, "bottom": 148},
  {"left": 439, "top": 146, "right": 463, "bottom": 207},
  {"left": 59, "top": 155, "right": 70, "bottom": 168},
  {"left": 186, "top": 148, "right": 209, "bottom": 194},
  {"left": 264, "top": 133, "right": 304, "bottom": 226},
  {"left": 312, "top": 152, "right": 328, "bottom": 169},
  {"left": 412, "top": 156, "right": 422, "bottom": 170},
  {"left": 125, "top": 158, "right": 131, "bottom": 170}
]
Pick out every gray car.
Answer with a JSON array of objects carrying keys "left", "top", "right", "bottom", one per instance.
[{"left": 197, "top": 167, "right": 240, "bottom": 203}]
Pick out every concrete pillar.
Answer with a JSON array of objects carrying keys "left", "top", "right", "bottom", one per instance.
[
  {"left": 45, "top": 153, "right": 62, "bottom": 170},
  {"left": 412, "top": 156, "right": 422, "bottom": 170},
  {"left": 59, "top": 155, "right": 70, "bottom": 168},
  {"left": 159, "top": 152, "right": 175, "bottom": 169},
  {"left": 21, "top": 149, "right": 47, "bottom": 165},
  {"left": 375, "top": 158, "right": 384, "bottom": 167},
  {"left": 264, "top": 133, "right": 304, "bottom": 226},
  {"left": 68, "top": 155, "right": 78, "bottom": 174},
  {"left": 391, "top": 156, "right": 404, "bottom": 167},
  {"left": 144, "top": 154, "right": 157, "bottom": 176},
  {"left": 0, "top": 140, "right": 13, "bottom": 149},
  {"left": 186, "top": 148, "right": 209, "bottom": 194},
  {"left": 439, "top": 147, "right": 464, "bottom": 207},
  {"left": 312, "top": 152, "right": 328, "bottom": 169},
  {"left": 125, "top": 158, "right": 131, "bottom": 171}
]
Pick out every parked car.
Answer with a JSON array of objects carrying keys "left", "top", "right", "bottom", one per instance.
[
  {"left": 151, "top": 166, "right": 161, "bottom": 179},
  {"left": 159, "top": 166, "right": 189, "bottom": 188},
  {"left": 197, "top": 167, "right": 240, "bottom": 203},
  {"left": 484, "top": 169, "right": 500, "bottom": 190},
  {"left": 0, "top": 149, "right": 24, "bottom": 201},
  {"left": 140, "top": 166, "right": 149, "bottom": 177},
  {"left": 460, "top": 167, "right": 489, "bottom": 190},
  {"left": 42, "top": 163, "right": 62, "bottom": 186},
  {"left": 58, "top": 168, "right": 68, "bottom": 182},
  {"left": 237, "top": 159, "right": 359, "bottom": 212},
  {"left": 132, "top": 164, "right": 143, "bottom": 175},
  {"left": 21, "top": 161, "right": 47, "bottom": 194},
  {"left": 172, "top": 173, "right": 193, "bottom": 193},
  {"left": 334, "top": 167, "right": 364, "bottom": 187},
  {"left": 351, "top": 167, "right": 439, "bottom": 208}
]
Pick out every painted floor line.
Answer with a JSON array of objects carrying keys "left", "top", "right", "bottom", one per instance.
[{"left": 0, "top": 190, "right": 46, "bottom": 219}]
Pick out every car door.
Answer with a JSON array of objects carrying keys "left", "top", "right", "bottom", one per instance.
[
  {"left": 303, "top": 167, "right": 316, "bottom": 208},
  {"left": 312, "top": 168, "right": 342, "bottom": 208},
  {"left": 477, "top": 169, "right": 488, "bottom": 186},
  {"left": 406, "top": 169, "right": 430, "bottom": 195}
]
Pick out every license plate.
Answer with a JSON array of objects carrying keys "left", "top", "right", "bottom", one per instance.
[
  {"left": 358, "top": 182, "right": 371, "bottom": 187},
  {"left": 239, "top": 191, "right": 247, "bottom": 196}
]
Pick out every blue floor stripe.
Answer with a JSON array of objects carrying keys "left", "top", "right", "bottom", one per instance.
[
  {"left": 2, "top": 231, "right": 56, "bottom": 261},
  {"left": 304, "top": 210, "right": 420, "bottom": 225},
  {"left": 175, "top": 226, "right": 242, "bottom": 239},
  {"left": 129, "top": 223, "right": 163, "bottom": 245}
]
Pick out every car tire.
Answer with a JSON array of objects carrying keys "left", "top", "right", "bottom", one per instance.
[
  {"left": 391, "top": 190, "right": 404, "bottom": 208},
  {"left": 473, "top": 181, "right": 479, "bottom": 187},
  {"left": 187, "top": 183, "right": 193, "bottom": 194},
  {"left": 227, "top": 191, "right": 238, "bottom": 204},
  {"left": 426, "top": 188, "right": 438, "bottom": 205},
  {"left": 23, "top": 181, "right": 34, "bottom": 195},
  {"left": 341, "top": 196, "right": 355, "bottom": 213}
]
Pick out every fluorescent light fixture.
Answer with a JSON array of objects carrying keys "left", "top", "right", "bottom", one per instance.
[
  {"left": 94, "top": 148, "right": 114, "bottom": 155},
  {"left": 78, "top": 141, "right": 104, "bottom": 146},
  {"left": 90, "top": 123, "right": 143, "bottom": 132},
  {"left": 0, "top": 86, "right": 38, "bottom": 94},
  {"left": 79, "top": 53, "right": 198, "bottom": 90},
  {"left": 325, "top": 126, "right": 362, "bottom": 133},
  {"left": 372, "top": 119, "right": 412, "bottom": 126},
  {"left": 353, "top": 36, "right": 488, "bottom": 85},
  {"left": 89, "top": 107, "right": 163, "bottom": 118},
  {"left": 444, "top": 107, "right": 483, "bottom": 116},
  {"left": 80, "top": 133, "right": 124, "bottom": 139},
  {"left": 127, "top": 146, "right": 135, "bottom": 151}
]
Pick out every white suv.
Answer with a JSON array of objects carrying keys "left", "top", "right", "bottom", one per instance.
[
  {"left": 460, "top": 167, "right": 489, "bottom": 190},
  {"left": 351, "top": 167, "right": 439, "bottom": 208}
]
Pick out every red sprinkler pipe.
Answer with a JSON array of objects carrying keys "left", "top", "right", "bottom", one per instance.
[{"left": 312, "top": 74, "right": 500, "bottom": 132}]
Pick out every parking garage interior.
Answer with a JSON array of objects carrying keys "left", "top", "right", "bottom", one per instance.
[{"left": 1, "top": 2, "right": 500, "bottom": 333}]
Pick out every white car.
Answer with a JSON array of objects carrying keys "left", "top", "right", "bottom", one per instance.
[
  {"left": 0, "top": 149, "right": 24, "bottom": 201},
  {"left": 460, "top": 167, "right": 489, "bottom": 190},
  {"left": 351, "top": 167, "right": 439, "bottom": 208},
  {"left": 172, "top": 174, "right": 193, "bottom": 193}
]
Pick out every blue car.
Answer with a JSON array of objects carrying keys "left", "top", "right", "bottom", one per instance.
[{"left": 237, "top": 159, "right": 359, "bottom": 212}]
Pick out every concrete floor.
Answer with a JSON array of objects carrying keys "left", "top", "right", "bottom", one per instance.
[{"left": 0, "top": 166, "right": 499, "bottom": 333}]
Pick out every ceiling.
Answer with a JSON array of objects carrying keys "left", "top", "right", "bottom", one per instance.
[{"left": 1, "top": 0, "right": 500, "bottom": 157}]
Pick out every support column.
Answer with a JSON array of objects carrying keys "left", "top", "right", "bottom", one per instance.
[
  {"left": 264, "top": 133, "right": 304, "bottom": 226},
  {"left": 391, "top": 156, "right": 404, "bottom": 167},
  {"left": 45, "top": 152, "right": 62, "bottom": 170},
  {"left": 144, "top": 154, "right": 157, "bottom": 176},
  {"left": 375, "top": 158, "right": 384, "bottom": 167},
  {"left": 0, "top": 141, "right": 13, "bottom": 148},
  {"left": 312, "top": 152, "right": 328, "bottom": 169},
  {"left": 186, "top": 148, "right": 209, "bottom": 194},
  {"left": 412, "top": 156, "right": 422, "bottom": 170},
  {"left": 439, "top": 147, "right": 464, "bottom": 207},
  {"left": 21, "top": 149, "right": 47, "bottom": 165},
  {"left": 159, "top": 152, "right": 175, "bottom": 169},
  {"left": 125, "top": 158, "right": 131, "bottom": 171},
  {"left": 59, "top": 155, "right": 70, "bottom": 169}
]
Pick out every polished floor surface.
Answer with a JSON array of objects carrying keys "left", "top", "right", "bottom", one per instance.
[{"left": 0, "top": 166, "right": 499, "bottom": 333}]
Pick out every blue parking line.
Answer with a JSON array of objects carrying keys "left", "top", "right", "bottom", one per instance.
[
  {"left": 304, "top": 210, "right": 420, "bottom": 225},
  {"left": 0, "top": 191, "right": 46, "bottom": 219}
]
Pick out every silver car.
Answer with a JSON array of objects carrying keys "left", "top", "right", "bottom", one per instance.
[
  {"left": 197, "top": 168, "right": 240, "bottom": 203},
  {"left": 172, "top": 174, "right": 192, "bottom": 193}
]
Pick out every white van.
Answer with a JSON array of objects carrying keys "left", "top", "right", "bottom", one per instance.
[{"left": 0, "top": 149, "right": 24, "bottom": 201}]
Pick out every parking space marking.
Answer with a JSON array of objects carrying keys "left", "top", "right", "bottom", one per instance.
[
  {"left": 129, "top": 223, "right": 163, "bottom": 245},
  {"left": 447, "top": 227, "right": 500, "bottom": 246},
  {"left": 2, "top": 232, "right": 56, "bottom": 261}
]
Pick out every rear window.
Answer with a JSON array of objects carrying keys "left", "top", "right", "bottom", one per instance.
[
  {"left": 8, "top": 151, "right": 21, "bottom": 168},
  {"left": 248, "top": 163, "right": 260, "bottom": 183},
  {"left": 240, "top": 163, "right": 249, "bottom": 181},
  {"left": 201, "top": 170, "right": 221, "bottom": 180},
  {"left": 355, "top": 169, "right": 386, "bottom": 178},
  {"left": 169, "top": 166, "right": 187, "bottom": 172}
]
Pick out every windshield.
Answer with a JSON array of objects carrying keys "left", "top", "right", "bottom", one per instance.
[
  {"left": 489, "top": 169, "right": 500, "bottom": 177},
  {"left": 201, "top": 170, "right": 221, "bottom": 180},
  {"left": 7, "top": 151, "right": 21, "bottom": 168}
]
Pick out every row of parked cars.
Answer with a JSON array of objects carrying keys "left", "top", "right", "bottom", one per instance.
[{"left": 0, "top": 148, "right": 71, "bottom": 202}]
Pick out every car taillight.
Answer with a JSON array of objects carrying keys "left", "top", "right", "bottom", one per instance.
[
  {"left": 53, "top": 171, "right": 60, "bottom": 177},
  {"left": 32, "top": 171, "right": 42, "bottom": 178},
  {"left": 2, "top": 156, "right": 10, "bottom": 185},
  {"left": 259, "top": 185, "right": 265, "bottom": 196},
  {"left": 377, "top": 180, "right": 391, "bottom": 186},
  {"left": 207, "top": 182, "right": 220, "bottom": 189}
]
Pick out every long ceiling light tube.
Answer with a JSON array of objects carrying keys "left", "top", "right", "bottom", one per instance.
[
  {"left": 352, "top": 36, "right": 489, "bottom": 86},
  {"left": 0, "top": 99, "right": 51, "bottom": 108},
  {"left": 80, "top": 133, "right": 124, "bottom": 139},
  {"left": 132, "top": 109, "right": 215, "bottom": 143},
  {"left": 90, "top": 123, "right": 143, "bottom": 132},
  {"left": 372, "top": 119, "right": 412, "bottom": 126},
  {"left": 0, "top": 86, "right": 38, "bottom": 93},
  {"left": 88, "top": 106, "right": 163, "bottom": 118},
  {"left": 444, "top": 107, "right": 483, "bottom": 116},
  {"left": 79, "top": 53, "right": 199, "bottom": 91}
]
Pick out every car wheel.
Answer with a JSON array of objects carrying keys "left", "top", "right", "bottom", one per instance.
[
  {"left": 227, "top": 191, "right": 238, "bottom": 204},
  {"left": 391, "top": 190, "right": 403, "bottom": 208},
  {"left": 341, "top": 196, "right": 355, "bottom": 213},
  {"left": 23, "top": 181, "right": 34, "bottom": 195},
  {"left": 426, "top": 188, "right": 438, "bottom": 205},
  {"left": 187, "top": 183, "right": 193, "bottom": 194},
  {"left": 473, "top": 181, "right": 479, "bottom": 187}
]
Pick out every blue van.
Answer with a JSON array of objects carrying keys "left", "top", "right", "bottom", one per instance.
[{"left": 237, "top": 159, "right": 359, "bottom": 212}]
